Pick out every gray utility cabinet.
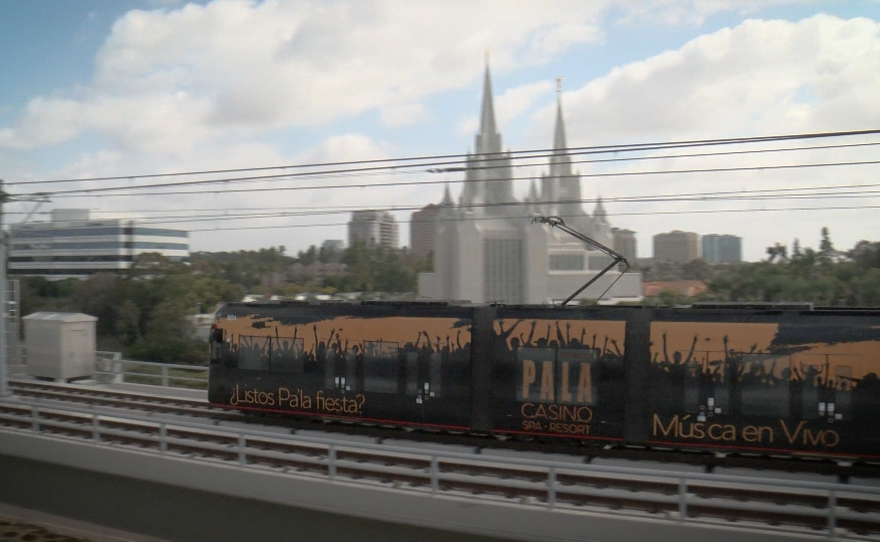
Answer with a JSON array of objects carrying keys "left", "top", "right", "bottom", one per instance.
[{"left": 23, "top": 312, "right": 97, "bottom": 381}]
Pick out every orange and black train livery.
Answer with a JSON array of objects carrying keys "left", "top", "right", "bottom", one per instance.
[{"left": 208, "top": 301, "right": 880, "bottom": 460}]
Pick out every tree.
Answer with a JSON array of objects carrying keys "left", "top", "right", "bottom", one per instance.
[
  {"left": 766, "top": 243, "right": 788, "bottom": 263},
  {"left": 849, "top": 241, "right": 880, "bottom": 269},
  {"left": 73, "top": 273, "right": 121, "bottom": 336},
  {"left": 682, "top": 259, "right": 714, "bottom": 281},
  {"left": 297, "top": 245, "right": 318, "bottom": 266},
  {"left": 819, "top": 227, "right": 835, "bottom": 266}
]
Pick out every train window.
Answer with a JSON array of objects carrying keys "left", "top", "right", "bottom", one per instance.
[
  {"left": 739, "top": 354, "right": 790, "bottom": 418},
  {"left": 683, "top": 360, "right": 702, "bottom": 413},
  {"left": 238, "top": 336, "right": 270, "bottom": 371},
  {"left": 797, "top": 360, "right": 824, "bottom": 420},
  {"left": 324, "top": 349, "right": 337, "bottom": 389},
  {"left": 429, "top": 352, "right": 442, "bottom": 397},
  {"left": 270, "top": 337, "right": 303, "bottom": 373},
  {"left": 209, "top": 339, "right": 223, "bottom": 366},
  {"left": 345, "top": 347, "right": 358, "bottom": 391},
  {"left": 517, "top": 347, "right": 555, "bottom": 401},
  {"left": 405, "top": 352, "right": 418, "bottom": 396},
  {"left": 363, "top": 341, "right": 399, "bottom": 394},
  {"left": 708, "top": 357, "right": 731, "bottom": 414},
  {"left": 834, "top": 365, "right": 853, "bottom": 421},
  {"left": 556, "top": 348, "right": 598, "bottom": 405}
]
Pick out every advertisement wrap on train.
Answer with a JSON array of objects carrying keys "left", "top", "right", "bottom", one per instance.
[{"left": 208, "top": 301, "right": 880, "bottom": 461}]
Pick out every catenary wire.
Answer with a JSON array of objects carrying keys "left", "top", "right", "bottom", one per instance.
[
  {"left": 9, "top": 128, "right": 880, "bottom": 188},
  {"left": 20, "top": 158, "right": 880, "bottom": 200},
  {"left": 8, "top": 180, "right": 880, "bottom": 228},
  {"left": 177, "top": 204, "right": 880, "bottom": 234}
]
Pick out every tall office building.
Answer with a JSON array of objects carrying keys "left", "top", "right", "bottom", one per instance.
[
  {"left": 417, "top": 65, "right": 642, "bottom": 304},
  {"left": 8, "top": 209, "right": 189, "bottom": 279},
  {"left": 348, "top": 210, "right": 399, "bottom": 249},
  {"left": 612, "top": 228, "right": 637, "bottom": 263},
  {"left": 702, "top": 234, "right": 742, "bottom": 264},
  {"left": 653, "top": 230, "right": 700, "bottom": 263},
  {"left": 410, "top": 203, "right": 444, "bottom": 260}
]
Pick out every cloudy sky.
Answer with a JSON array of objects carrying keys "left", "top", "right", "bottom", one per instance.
[{"left": 1, "top": 0, "right": 879, "bottom": 261}]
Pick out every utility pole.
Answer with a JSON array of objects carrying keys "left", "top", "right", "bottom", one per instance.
[{"left": 0, "top": 178, "right": 7, "bottom": 397}]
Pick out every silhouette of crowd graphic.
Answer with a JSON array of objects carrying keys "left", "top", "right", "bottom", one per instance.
[
  {"left": 213, "top": 314, "right": 880, "bottom": 436},
  {"left": 216, "top": 317, "right": 474, "bottom": 396},
  {"left": 648, "top": 330, "right": 880, "bottom": 431}
]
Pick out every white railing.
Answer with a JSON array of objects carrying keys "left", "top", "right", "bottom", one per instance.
[
  {"left": 2, "top": 398, "right": 879, "bottom": 540},
  {"left": 12, "top": 351, "right": 208, "bottom": 390},
  {"left": 94, "top": 354, "right": 207, "bottom": 389}
]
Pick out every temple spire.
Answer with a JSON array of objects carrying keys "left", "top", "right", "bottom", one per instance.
[
  {"left": 441, "top": 183, "right": 454, "bottom": 206},
  {"left": 550, "top": 77, "right": 572, "bottom": 178},
  {"left": 553, "top": 77, "right": 567, "bottom": 152},
  {"left": 529, "top": 178, "right": 540, "bottom": 202},
  {"left": 594, "top": 196, "right": 608, "bottom": 223},
  {"left": 544, "top": 76, "right": 581, "bottom": 217},
  {"left": 475, "top": 57, "right": 501, "bottom": 155}
]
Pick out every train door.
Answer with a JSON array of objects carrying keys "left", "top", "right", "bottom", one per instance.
[
  {"left": 403, "top": 350, "right": 425, "bottom": 425},
  {"left": 401, "top": 341, "right": 447, "bottom": 426},
  {"left": 791, "top": 353, "right": 858, "bottom": 422},
  {"left": 361, "top": 340, "right": 405, "bottom": 422},
  {"left": 323, "top": 340, "right": 360, "bottom": 396}
]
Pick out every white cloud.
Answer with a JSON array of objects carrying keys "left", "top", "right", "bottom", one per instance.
[
  {"left": 496, "top": 81, "right": 556, "bottom": 125},
  {"left": 554, "top": 14, "right": 880, "bottom": 144},
  {"left": 456, "top": 115, "right": 479, "bottom": 139},
  {"left": 13, "top": 131, "right": 400, "bottom": 254},
  {"left": 0, "top": 0, "right": 608, "bottom": 153},
  {"left": 614, "top": 0, "right": 805, "bottom": 26},
  {"left": 455, "top": 80, "right": 555, "bottom": 139},
  {"left": 380, "top": 103, "right": 431, "bottom": 127}
]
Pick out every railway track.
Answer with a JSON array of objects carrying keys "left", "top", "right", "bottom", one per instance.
[
  {"left": 11, "top": 378, "right": 880, "bottom": 484},
  {"left": 3, "top": 381, "right": 880, "bottom": 540},
  {"left": 8, "top": 379, "right": 235, "bottom": 420}
]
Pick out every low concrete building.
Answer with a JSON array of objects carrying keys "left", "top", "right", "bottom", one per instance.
[{"left": 24, "top": 312, "right": 97, "bottom": 381}]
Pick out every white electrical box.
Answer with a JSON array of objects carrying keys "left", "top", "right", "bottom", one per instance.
[{"left": 24, "top": 312, "right": 98, "bottom": 381}]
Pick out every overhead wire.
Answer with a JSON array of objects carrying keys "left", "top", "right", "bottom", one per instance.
[
  {"left": 8, "top": 128, "right": 880, "bottom": 197},
  {"left": 11, "top": 183, "right": 880, "bottom": 231},
  {"left": 179, "top": 204, "right": 880, "bottom": 234},
  {"left": 26, "top": 157, "right": 880, "bottom": 200},
  {"left": 6, "top": 127, "right": 880, "bottom": 237},
  {"left": 7, "top": 127, "right": 879, "bottom": 186}
]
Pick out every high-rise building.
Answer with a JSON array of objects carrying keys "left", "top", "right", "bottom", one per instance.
[
  {"left": 653, "top": 230, "right": 700, "bottom": 263},
  {"left": 8, "top": 209, "right": 189, "bottom": 279},
  {"left": 348, "top": 211, "right": 399, "bottom": 248},
  {"left": 410, "top": 203, "right": 443, "bottom": 260},
  {"left": 702, "top": 234, "right": 742, "bottom": 264},
  {"left": 417, "top": 65, "right": 642, "bottom": 304},
  {"left": 612, "top": 228, "right": 637, "bottom": 263}
]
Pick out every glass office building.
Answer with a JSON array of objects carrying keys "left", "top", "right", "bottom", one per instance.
[{"left": 9, "top": 209, "right": 189, "bottom": 279}]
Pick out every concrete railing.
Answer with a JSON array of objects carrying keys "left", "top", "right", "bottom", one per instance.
[{"left": 2, "top": 397, "right": 879, "bottom": 540}]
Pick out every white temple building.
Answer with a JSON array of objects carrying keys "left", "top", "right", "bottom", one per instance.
[{"left": 417, "top": 66, "right": 642, "bottom": 305}]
